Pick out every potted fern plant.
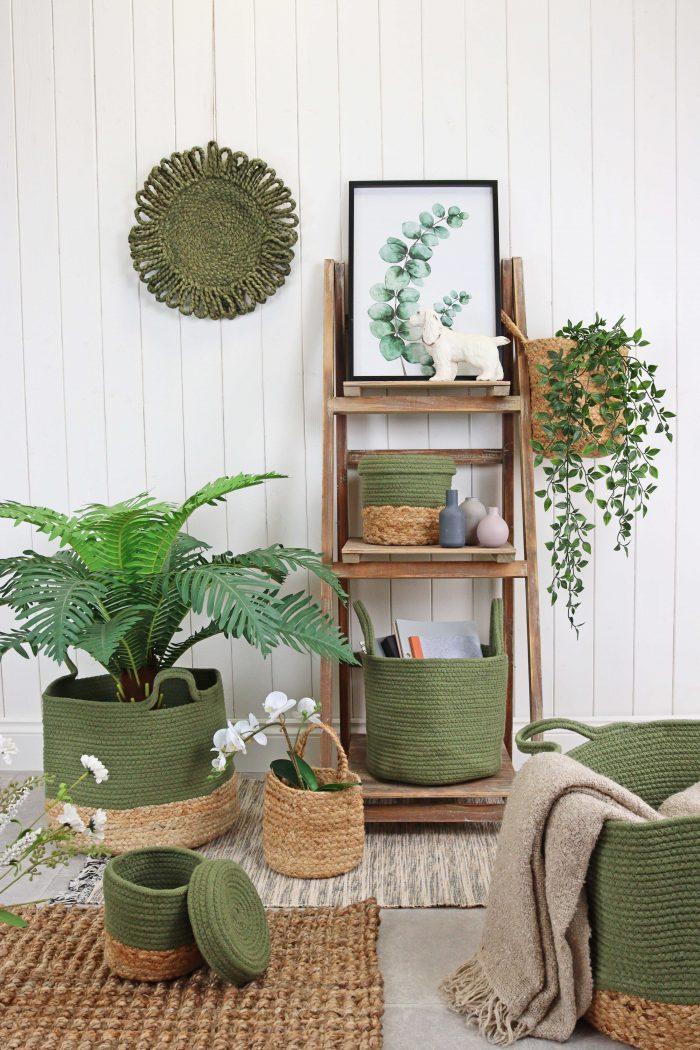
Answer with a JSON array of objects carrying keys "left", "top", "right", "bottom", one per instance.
[{"left": 0, "top": 472, "right": 355, "bottom": 853}]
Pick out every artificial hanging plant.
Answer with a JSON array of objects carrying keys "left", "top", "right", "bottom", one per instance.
[
  {"left": 531, "top": 315, "right": 674, "bottom": 631},
  {"left": 0, "top": 472, "right": 355, "bottom": 700}
]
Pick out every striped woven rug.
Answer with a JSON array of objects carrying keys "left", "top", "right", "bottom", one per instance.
[{"left": 56, "top": 778, "right": 498, "bottom": 909}]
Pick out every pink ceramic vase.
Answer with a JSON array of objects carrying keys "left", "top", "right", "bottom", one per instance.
[{"left": 476, "top": 506, "right": 509, "bottom": 548}]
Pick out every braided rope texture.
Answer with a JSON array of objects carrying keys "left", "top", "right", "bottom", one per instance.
[
  {"left": 129, "top": 141, "right": 299, "bottom": 319},
  {"left": 358, "top": 454, "right": 456, "bottom": 508},
  {"left": 187, "top": 860, "right": 271, "bottom": 985},
  {"left": 586, "top": 990, "right": 700, "bottom": 1049},
  {"left": 42, "top": 669, "right": 231, "bottom": 809},
  {"left": 359, "top": 597, "right": 507, "bottom": 785},
  {"left": 46, "top": 774, "right": 239, "bottom": 854},
  {"left": 362, "top": 505, "right": 440, "bottom": 545},
  {"left": 566, "top": 721, "right": 700, "bottom": 1007},
  {"left": 263, "top": 722, "right": 365, "bottom": 878},
  {"left": 0, "top": 903, "right": 383, "bottom": 1049}
]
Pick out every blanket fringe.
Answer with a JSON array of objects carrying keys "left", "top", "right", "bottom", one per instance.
[{"left": 440, "top": 957, "right": 531, "bottom": 1046}]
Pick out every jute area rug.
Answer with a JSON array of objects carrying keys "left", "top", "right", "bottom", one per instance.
[
  {"left": 0, "top": 902, "right": 382, "bottom": 1049},
  {"left": 58, "top": 778, "right": 498, "bottom": 909}
]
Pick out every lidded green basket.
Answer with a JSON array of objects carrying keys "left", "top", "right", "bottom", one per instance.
[
  {"left": 355, "top": 598, "right": 507, "bottom": 785},
  {"left": 358, "top": 453, "right": 456, "bottom": 508},
  {"left": 516, "top": 718, "right": 700, "bottom": 1007}
]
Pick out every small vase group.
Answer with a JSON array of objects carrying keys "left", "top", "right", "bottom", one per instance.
[{"left": 439, "top": 490, "right": 509, "bottom": 549}]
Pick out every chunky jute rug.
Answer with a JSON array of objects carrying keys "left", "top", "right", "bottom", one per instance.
[
  {"left": 0, "top": 902, "right": 382, "bottom": 1049},
  {"left": 56, "top": 779, "right": 498, "bottom": 909}
]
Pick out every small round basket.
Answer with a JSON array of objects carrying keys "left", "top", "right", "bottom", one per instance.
[
  {"left": 103, "top": 846, "right": 204, "bottom": 981},
  {"left": 358, "top": 453, "right": 456, "bottom": 545},
  {"left": 516, "top": 718, "right": 700, "bottom": 1049},
  {"left": 263, "top": 722, "right": 364, "bottom": 878}
]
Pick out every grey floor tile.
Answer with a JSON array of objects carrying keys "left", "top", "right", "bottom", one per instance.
[{"left": 382, "top": 1006, "right": 615, "bottom": 1049}]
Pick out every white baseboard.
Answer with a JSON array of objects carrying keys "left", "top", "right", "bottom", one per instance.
[{"left": 1, "top": 712, "right": 668, "bottom": 774}]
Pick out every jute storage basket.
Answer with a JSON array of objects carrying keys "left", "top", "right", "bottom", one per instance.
[
  {"left": 263, "top": 722, "right": 364, "bottom": 878},
  {"left": 516, "top": 718, "right": 700, "bottom": 1050},
  {"left": 501, "top": 313, "right": 625, "bottom": 458},
  {"left": 43, "top": 667, "right": 238, "bottom": 854},
  {"left": 358, "top": 453, "right": 456, "bottom": 545},
  {"left": 355, "top": 598, "right": 507, "bottom": 786}
]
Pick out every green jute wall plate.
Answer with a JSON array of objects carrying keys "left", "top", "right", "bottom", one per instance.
[{"left": 129, "top": 141, "right": 299, "bottom": 320}]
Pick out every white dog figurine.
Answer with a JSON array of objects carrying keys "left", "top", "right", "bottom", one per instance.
[{"left": 409, "top": 307, "right": 509, "bottom": 382}]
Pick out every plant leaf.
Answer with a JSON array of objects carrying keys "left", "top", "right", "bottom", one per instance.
[
  {"left": 270, "top": 758, "right": 302, "bottom": 788},
  {"left": 289, "top": 751, "right": 319, "bottom": 790},
  {"left": 0, "top": 908, "right": 28, "bottom": 928}
]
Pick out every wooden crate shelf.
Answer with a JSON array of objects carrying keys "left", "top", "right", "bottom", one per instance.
[
  {"left": 332, "top": 395, "right": 522, "bottom": 415},
  {"left": 341, "top": 538, "right": 516, "bottom": 563},
  {"left": 350, "top": 734, "right": 513, "bottom": 823},
  {"left": 344, "top": 379, "right": 511, "bottom": 396}
]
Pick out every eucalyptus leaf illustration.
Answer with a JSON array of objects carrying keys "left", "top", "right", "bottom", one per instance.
[
  {"left": 370, "top": 320, "right": 394, "bottom": 338},
  {"left": 368, "top": 302, "right": 395, "bottom": 322},
  {"left": 406, "top": 258, "right": 431, "bottom": 279},
  {"left": 432, "top": 203, "right": 445, "bottom": 217},
  {"left": 380, "top": 241, "right": 406, "bottom": 262},
  {"left": 409, "top": 242, "right": 433, "bottom": 261},
  {"left": 402, "top": 220, "right": 422, "bottom": 238},
  {"left": 419, "top": 211, "right": 434, "bottom": 227},
  {"left": 370, "top": 283, "right": 393, "bottom": 302},
  {"left": 379, "top": 334, "right": 405, "bottom": 359}
]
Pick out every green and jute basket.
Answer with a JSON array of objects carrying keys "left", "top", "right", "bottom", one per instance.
[
  {"left": 43, "top": 668, "right": 238, "bottom": 854},
  {"left": 516, "top": 718, "right": 700, "bottom": 1050},
  {"left": 358, "top": 453, "right": 456, "bottom": 545},
  {"left": 355, "top": 598, "right": 507, "bottom": 786}
]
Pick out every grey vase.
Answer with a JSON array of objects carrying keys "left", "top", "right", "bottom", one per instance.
[
  {"left": 439, "top": 490, "right": 466, "bottom": 548},
  {"left": 460, "top": 496, "right": 487, "bottom": 545}
]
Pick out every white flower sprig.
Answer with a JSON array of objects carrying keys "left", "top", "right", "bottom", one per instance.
[
  {"left": 0, "top": 735, "right": 19, "bottom": 766},
  {"left": 80, "top": 755, "right": 109, "bottom": 784}
]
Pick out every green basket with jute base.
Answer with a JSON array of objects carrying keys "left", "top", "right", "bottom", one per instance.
[
  {"left": 43, "top": 667, "right": 238, "bottom": 855},
  {"left": 103, "top": 847, "right": 270, "bottom": 984},
  {"left": 516, "top": 718, "right": 700, "bottom": 1050},
  {"left": 354, "top": 598, "right": 507, "bottom": 786},
  {"left": 358, "top": 453, "right": 456, "bottom": 545}
]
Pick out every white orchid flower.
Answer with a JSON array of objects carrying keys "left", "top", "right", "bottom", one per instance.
[
  {"left": 297, "top": 697, "right": 321, "bottom": 724},
  {"left": 80, "top": 754, "right": 109, "bottom": 784},
  {"left": 263, "top": 691, "right": 296, "bottom": 721},
  {"left": 0, "top": 735, "right": 18, "bottom": 766},
  {"left": 58, "top": 802, "right": 86, "bottom": 834},
  {"left": 87, "top": 808, "right": 107, "bottom": 843},
  {"left": 246, "top": 713, "right": 268, "bottom": 746},
  {"left": 211, "top": 751, "right": 228, "bottom": 773},
  {"left": 212, "top": 720, "right": 247, "bottom": 755}
]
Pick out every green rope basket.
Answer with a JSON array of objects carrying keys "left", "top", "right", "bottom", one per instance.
[
  {"left": 129, "top": 141, "right": 299, "bottom": 320},
  {"left": 358, "top": 454, "right": 456, "bottom": 508},
  {"left": 516, "top": 718, "right": 700, "bottom": 1005},
  {"left": 355, "top": 598, "right": 507, "bottom": 785},
  {"left": 42, "top": 667, "right": 231, "bottom": 809}
]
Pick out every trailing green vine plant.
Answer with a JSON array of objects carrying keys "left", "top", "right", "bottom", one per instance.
[
  {"left": 368, "top": 204, "right": 470, "bottom": 374},
  {"left": 532, "top": 315, "right": 674, "bottom": 632}
]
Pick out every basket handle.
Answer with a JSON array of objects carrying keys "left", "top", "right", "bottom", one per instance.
[
  {"left": 515, "top": 718, "right": 602, "bottom": 755},
  {"left": 147, "top": 667, "right": 202, "bottom": 709},
  {"left": 353, "top": 600, "right": 380, "bottom": 657},
  {"left": 489, "top": 598, "right": 504, "bottom": 656},
  {"left": 295, "top": 720, "right": 350, "bottom": 779},
  {"left": 500, "top": 310, "right": 528, "bottom": 345}
]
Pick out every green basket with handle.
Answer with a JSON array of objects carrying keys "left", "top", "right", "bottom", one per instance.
[
  {"left": 355, "top": 597, "right": 507, "bottom": 785},
  {"left": 516, "top": 717, "right": 700, "bottom": 1048}
]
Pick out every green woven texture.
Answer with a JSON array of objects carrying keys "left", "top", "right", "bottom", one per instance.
[
  {"left": 103, "top": 847, "right": 203, "bottom": 950},
  {"left": 358, "top": 454, "right": 456, "bottom": 508},
  {"left": 129, "top": 141, "right": 299, "bottom": 320},
  {"left": 187, "top": 860, "right": 271, "bottom": 986},
  {"left": 516, "top": 718, "right": 700, "bottom": 1004},
  {"left": 42, "top": 668, "right": 232, "bottom": 809},
  {"left": 355, "top": 598, "right": 507, "bottom": 785}
]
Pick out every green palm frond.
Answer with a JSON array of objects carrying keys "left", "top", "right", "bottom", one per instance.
[
  {"left": 266, "top": 590, "right": 357, "bottom": 664},
  {"left": 161, "top": 622, "right": 224, "bottom": 668},
  {"left": 0, "top": 500, "right": 91, "bottom": 558},
  {"left": 174, "top": 564, "right": 281, "bottom": 653},
  {"left": 0, "top": 630, "right": 39, "bottom": 660},
  {"left": 75, "top": 494, "right": 171, "bottom": 573},
  {"left": 226, "top": 545, "right": 346, "bottom": 600},
  {"left": 79, "top": 610, "right": 147, "bottom": 667}
]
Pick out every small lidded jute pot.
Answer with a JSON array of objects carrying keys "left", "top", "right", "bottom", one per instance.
[
  {"left": 263, "top": 722, "right": 364, "bottom": 878},
  {"left": 103, "top": 846, "right": 204, "bottom": 981},
  {"left": 358, "top": 453, "right": 456, "bottom": 545}
]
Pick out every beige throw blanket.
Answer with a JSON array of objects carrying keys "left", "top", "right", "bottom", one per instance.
[{"left": 441, "top": 753, "right": 660, "bottom": 1044}]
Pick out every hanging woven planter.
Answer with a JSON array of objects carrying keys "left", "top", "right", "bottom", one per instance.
[{"left": 129, "top": 141, "right": 299, "bottom": 319}]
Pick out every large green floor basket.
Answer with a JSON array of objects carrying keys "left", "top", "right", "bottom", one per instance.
[{"left": 516, "top": 718, "right": 700, "bottom": 1047}]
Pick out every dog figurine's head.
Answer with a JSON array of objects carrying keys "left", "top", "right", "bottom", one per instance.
[{"left": 409, "top": 307, "right": 443, "bottom": 346}]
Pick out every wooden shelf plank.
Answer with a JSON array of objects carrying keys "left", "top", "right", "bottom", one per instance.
[
  {"left": 333, "top": 560, "right": 528, "bottom": 579},
  {"left": 341, "top": 538, "right": 515, "bottom": 563},
  {"left": 350, "top": 734, "right": 514, "bottom": 802},
  {"left": 344, "top": 379, "right": 510, "bottom": 396},
  {"left": 332, "top": 395, "right": 522, "bottom": 415},
  {"left": 363, "top": 801, "right": 506, "bottom": 823},
  {"left": 346, "top": 448, "right": 503, "bottom": 467}
]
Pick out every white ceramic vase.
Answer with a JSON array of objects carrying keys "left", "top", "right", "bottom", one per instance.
[
  {"left": 459, "top": 496, "right": 487, "bottom": 545},
  {"left": 477, "top": 506, "right": 509, "bottom": 548}
]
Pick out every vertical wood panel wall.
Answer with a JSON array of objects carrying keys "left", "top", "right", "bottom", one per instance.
[{"left": 1, "top": 0, "right": 697, "bottom": 765}]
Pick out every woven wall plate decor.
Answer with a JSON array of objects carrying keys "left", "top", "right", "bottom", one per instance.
[{"left": 129, "top": 141, "right": 299, "bottom": 319}]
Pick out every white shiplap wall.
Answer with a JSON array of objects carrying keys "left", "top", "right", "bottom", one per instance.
[{"left": 1, "top": 0, "right": 698, "bottom": 768}]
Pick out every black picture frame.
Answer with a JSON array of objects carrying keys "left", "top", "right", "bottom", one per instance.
[{"left": 348, "top": 180, "right": 500, "bottom": 382}]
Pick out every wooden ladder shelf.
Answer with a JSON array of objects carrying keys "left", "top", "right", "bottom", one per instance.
[{"left": 318, "top": 257, "right": 543, "bottom": 823}]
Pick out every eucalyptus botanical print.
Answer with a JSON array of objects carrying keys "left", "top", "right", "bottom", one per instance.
[{"left": 368, "top": 203, "right": 471, "bottom": 374}]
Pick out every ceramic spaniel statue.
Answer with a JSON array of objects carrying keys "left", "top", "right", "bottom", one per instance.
[{"left": 409, "top": 307, "right": 509, "bottom": 382}]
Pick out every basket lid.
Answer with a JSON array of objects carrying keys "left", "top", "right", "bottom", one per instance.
[
  {"left": 187, "top": 859, "right": 270, "bottom": 985},
  {"left": 358, "top": 453, "right": 456, "bottom": 476}
]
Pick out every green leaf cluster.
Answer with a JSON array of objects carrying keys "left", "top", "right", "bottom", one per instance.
[
  {"left": 368, "top": 203, "right": 470, "bottom": 371},
  {"left": 270, "top": 753, "right": 356, "bottom": 792},
  {"left": 0, "top": 475, "right": 356, "bottom": 700},
  {"left": 532, "top": 315, "right": 674, "bottom": 632}
]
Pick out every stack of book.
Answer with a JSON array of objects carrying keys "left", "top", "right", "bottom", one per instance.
[{"left": 377, "top": 618, "right": 483, "bottom": 660}]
